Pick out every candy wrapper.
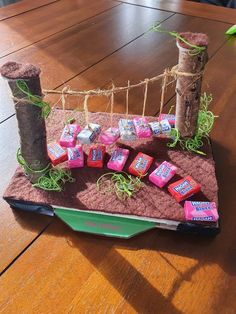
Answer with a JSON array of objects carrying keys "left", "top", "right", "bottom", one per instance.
[
  {"left": 128, "top": 152, "right": 153, "bottom": 177},
  {"left": 133, "top": 117, "right": 152, "bottom": 138},
  {"left": 149, "top": 119, "right": 171, "bottom": 136},
  {"left": 77, "top": 123, "right": 101, "bottom": 144},
  {"left": 149, "top": 121, "right": 161, "bottom": 136},
  {"left": 67, "top": 145, "right": 84, "bottom": 168},
  {"left": 107, "top": 148, "right": 130, "bottom": 171},
  {"left": 159, "top": 119, "right": 172, "bottom": 134},
  {"left": 168, "top": 175, "right": 201, "bottom": 202},
  {"left": 118, "top": 119, "right": 137, "bottom": 141},
  {"left": 48, "top": 142, "right": 68, "bottom": 166},
  {"left": 99, "top": 127, "right": 120, "bottom": 145},
  {"left": 59, "top": 124, "right": 81, "bottom": 148},
  {"left": 87, "top": 145, "right": 106, "bottom": 168},
  {"left": 184, "top": 201, "right": 219, "bottom": 222},
  {"left": 159, "top": 114, "right": 175, "bottom": 127},
  {"left": 149, "top": 161, "right": 177, "bottom": 188}
]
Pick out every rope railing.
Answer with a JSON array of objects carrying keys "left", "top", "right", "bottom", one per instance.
[{"left": 42, "top": 65, "right": 203, "bottom": 97}]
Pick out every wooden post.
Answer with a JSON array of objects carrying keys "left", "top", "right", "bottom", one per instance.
[
  {"left": 175, "top": 32, "right": 208, "bottom": 137},
  {"left": 0, "top": 61, "right": 51, "bottom": 183}
]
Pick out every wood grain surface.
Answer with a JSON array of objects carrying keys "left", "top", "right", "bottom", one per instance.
[
  {"left": 0, "top": 0, "right": 236, "bottom": 313},
  {"left": 0, "top": 0, "right": 58, "bottom": 21},
  {"left": 0, "top": 3, "right": 172, "bottom": 122},
  {"left": 0, "top": 0, "right": 119, "bottom": 57},
  {"left": 117, "top": 0, "right": 236, "bottom": 24},
  {"left": 0, "top": 11, "right": 228, "bottom": 121}
]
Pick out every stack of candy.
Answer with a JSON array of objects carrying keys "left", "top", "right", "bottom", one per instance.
[{"left": 46, "top": 118, "right": 219, "bottom": 224}]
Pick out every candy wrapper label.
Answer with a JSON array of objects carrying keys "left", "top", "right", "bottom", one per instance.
[
  {"left": 128, "top": 152, "right": 153, "bottom": 177},
  {"left": 184, "top": 201, "right": 219, "bottom": 222},
  {"left": 48, "top": 142, "right": 68, "bottom": 166},
  {"left": 77, "top": 123, "right": 101, "bottom": 144},
  {"left": 99, "top": 127, "right": 120, "bottom": 145},
  {"left": 160, "top": 119, "right": 171, "bottom": 134},
  {"left": 149, "top": 161, "right": 177, "bottom": 188},
  {"left": 159, "top": 114, "right": 175, "bottom": 126},
  {"left": 168, "top": 175, "right": 201, "bottom": 202},
  {"left": 149, "top": 119, "right": 171, "bottom": 136},
  {"left": 118, "top": 119, "right": 137, "bottom": 141},
  {"left": 133, "top": 117, "right": 152, "bottom": 138},
  {"left": 67, "top": 145, "right": 84, "bottom": 168},
  {"left": 87, "top": 145, "right": 106, "bottom": 168},
  {"left": 59, "top": 124, "right": 81, "bottom": 148},
  {"left": 107, "top": 148, "right": 130, "bottom": 171},
  {"left": 149, "top": 121, "right": 161, "bottom": 136}
]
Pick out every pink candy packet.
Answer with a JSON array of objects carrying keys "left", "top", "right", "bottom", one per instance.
[
  {"left": 99, "top": 127, "right": 120, "bottom": 145},
  {"left": 67, "top": 145, "right": 84, "bottom": 168},
  {"left": 59, "top": 124, "right": 81, "bottom": 148},
  {"left": 107, "top": 148, "right": 130, "bottom": 171},
  {"left": 149, "top": 161, "right": 177, "bottom": 188},
  {"left": 184, "top": 201, "right": 219, "bottom": 222},
  {"left": 133, "top": 117, "right": 152, "bottom": 138}
]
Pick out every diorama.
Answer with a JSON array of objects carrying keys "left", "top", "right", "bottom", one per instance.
[{"left": 1, "top": 28, "right": 220, "bottom": 238}]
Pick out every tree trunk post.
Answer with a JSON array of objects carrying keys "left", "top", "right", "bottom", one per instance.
[
  {"left": 175, "top": 32, "right": 209, "bottom": 137},
  {"left": 0, "top": 61, "right": 51, "bottom": 183}
]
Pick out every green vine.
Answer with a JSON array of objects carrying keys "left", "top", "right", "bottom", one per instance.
[
  {"left": 149, "top": 23, "right": 206, "bottom": 56},
  {"left": 16, "top": 80, "right": 51, "bottom": 118},
  {"left": 167, "top": 93, "right": 217, "bottom": 155},
  {"left": 17, "top": 148, "right": 74, "bottom": 191},
  {"left": 97, "top": 171, "right": 143, "bottom": 200}
]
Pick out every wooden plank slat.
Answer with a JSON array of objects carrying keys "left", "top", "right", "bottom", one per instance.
[
  {"left": 0, "top": 0, "right": 58, "bottom": 21},
  {"left": 117, "top": 0, "right": 236, "bottom": 24},
  {"left": 0, "top": 3, "right": 172, "bottom": 122},
  {"left": 0, "top": 41, "right": 235, "bottom": 314},
  {"left": 0, "top": 0, "right": 120, "bottom": 58}
]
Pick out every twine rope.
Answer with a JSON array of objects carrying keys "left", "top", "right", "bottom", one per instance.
[
  {"left": 42, "top": 65, "right": 203, "bottom": 97},
  {"left": 125, "top": 80, "right": 130, "bottom": 120},
  {"left": 142, "top": 79, "right": 148, "bottom": 117},
  {"left": 159, "top": 68, "right": 168, "bottom": 121},
  {"left": 110, "top": 83, "right": 115, "bottom": 127},
  {"left": 83, "top": 94, "right": 90, "bottom": 126}
]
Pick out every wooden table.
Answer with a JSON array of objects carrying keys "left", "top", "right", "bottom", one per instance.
[{"left": 0, "top": 0, "right": 235, "bottom": 313}]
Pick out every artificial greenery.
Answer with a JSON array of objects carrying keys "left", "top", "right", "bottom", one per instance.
[
  {"left": 149, "top": 23, "right": 206, "bottom": 56},
  {"left": 16, "top": 80, "right": 51, "bottom": 118},
  {"left": 167, "top": 93, "right": 217, "bottom": 155},
  {"left": 17, "top": 148, "right": 74, "bottom": 191},
  {"left": 97, "top": 171, "right": 143, "bottom": 200}
]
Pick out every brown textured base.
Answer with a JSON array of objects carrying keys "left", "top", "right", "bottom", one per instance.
[{"left": 4, "top": 110, "right": 218, "bottom": 224}]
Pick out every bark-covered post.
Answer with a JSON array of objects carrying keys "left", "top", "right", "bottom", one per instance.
[
  {"left": 0, "top": 61, "right": 51, "bottom": 183},
  {"left": 175, "top": 32, "right": 208, "bottom": 137}
]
